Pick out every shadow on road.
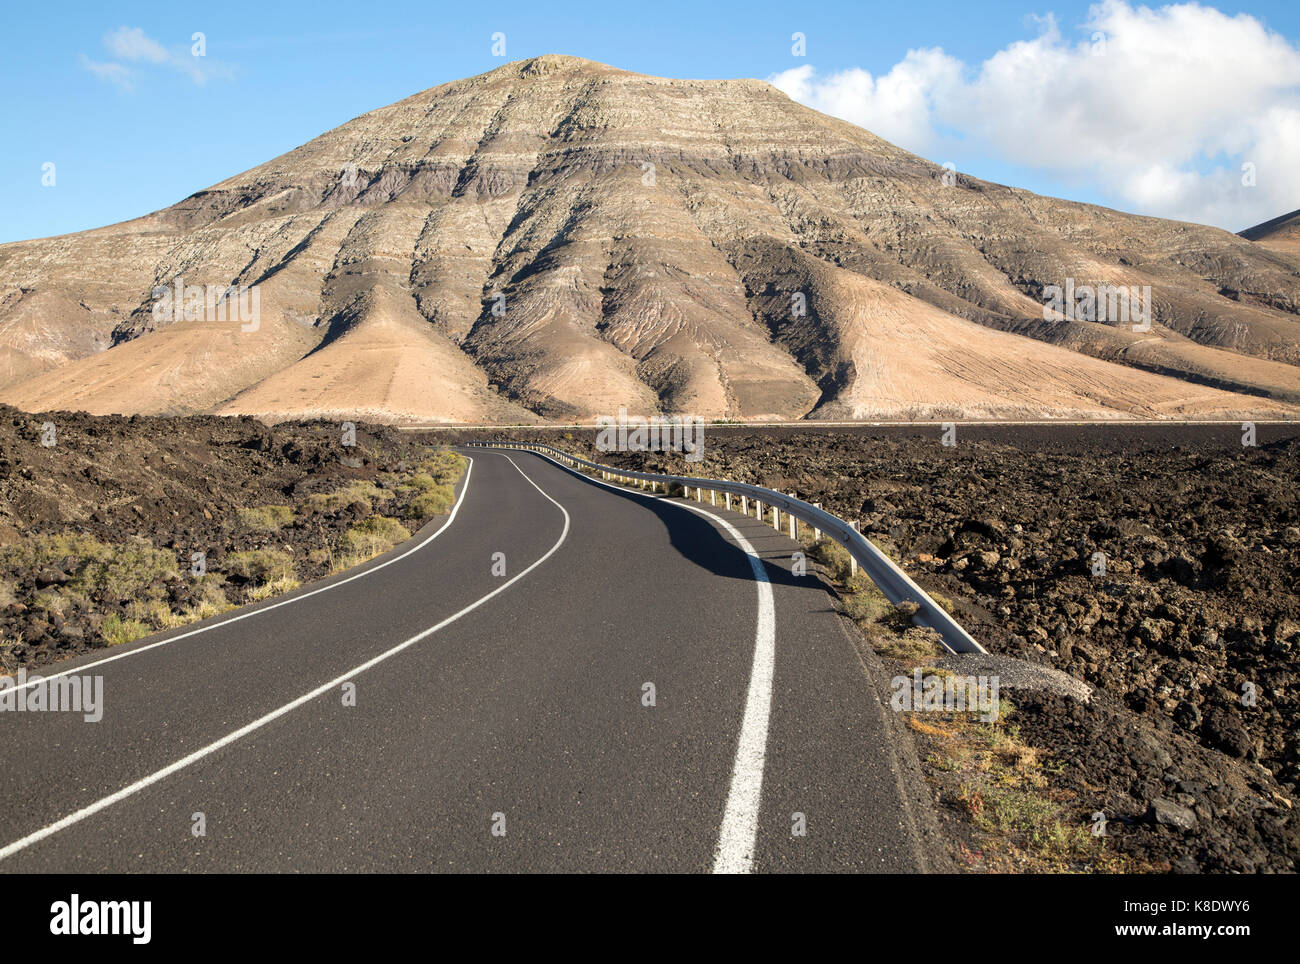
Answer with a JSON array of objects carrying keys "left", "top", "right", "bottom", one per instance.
[{"left": 544, "top": 461, "right": 823, "bottom": 593}]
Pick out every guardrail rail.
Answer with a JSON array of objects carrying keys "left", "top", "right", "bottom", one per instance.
[{"left": 467, "top": 441, "right": 986, "bottom": 654}]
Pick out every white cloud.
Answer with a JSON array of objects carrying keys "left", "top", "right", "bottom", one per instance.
[
  {"left": 81, "top": 26, "right": 234, "bottom": 90},
  {"left": 770, "top": 50, "right": 963, "bottom": 152},
  {"left": 769, "top": 0, "right": 1300, "bottom": 231},
  {"left": 77, "top": 54, "right": 135, "bottom": 92},
  {"left": 104, "top": 26, "right": 171, "bottom": 65}
]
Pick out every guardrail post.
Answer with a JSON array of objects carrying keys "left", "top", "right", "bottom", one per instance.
[
  {"left": 849, "top": 520, "right": 859, "bottom": 576},
  {"left": 725, "top": 493, "right": 732, "bottom": 511},
  {"left": 696, "top": 486, "right": 703, "bottom": 502},
  {"left": 710, "top": 490, "right": 716, "bottom": 506},
  {"left": 755, "top": 500, "right": 762, "bottom": 520},
  {"left": 740, "top": 495, "right": 747, "bottom": 515},
  {"left": 790, "top": 514, "right": 797, "bottom": 539},
  {"left": 772, "top": 505, "right": 779, "bottom": 530}
]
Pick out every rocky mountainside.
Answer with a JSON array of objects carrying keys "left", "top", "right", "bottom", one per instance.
[
  {"left": 1242, "top": 209, "right": 1300, "bottom": 260},
  {"left": 3, "top": 54, "right": 1300, "bottom": 422}
]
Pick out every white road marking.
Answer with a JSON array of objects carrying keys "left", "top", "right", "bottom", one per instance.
[
  {"left": 687, "top": 507, "right": 775, "bottom": 876},
  {"left": 0, "top": 453, "right": 568, "bottom": 862},
  {"left": 515, "top": 449, "right": 776, "bottom": 874},
  {"left": 0, "top": 455, "right": 477, "bottom": 696}
]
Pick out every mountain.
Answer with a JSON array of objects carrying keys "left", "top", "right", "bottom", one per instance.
[
  {"left": 1242, "top": 209, "right": 1300, "bottom": 259},
  {"left": 3, "top": 54, "right": 1300, "bottom": 423}
]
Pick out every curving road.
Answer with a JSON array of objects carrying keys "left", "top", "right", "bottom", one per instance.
[{"left": 0, "top": 448, "right": 935, "bottom": 873}]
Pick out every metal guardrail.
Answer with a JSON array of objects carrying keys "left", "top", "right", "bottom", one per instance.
[{"left": 466, "top": 441, "right": 986, "bottom": 654}]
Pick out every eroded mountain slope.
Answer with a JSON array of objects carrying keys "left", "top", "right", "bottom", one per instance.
[{"left": 2, "top": 55, "right": 1298, "bottom": 421}]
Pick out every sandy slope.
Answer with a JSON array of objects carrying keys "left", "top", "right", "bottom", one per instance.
[
  {"left": 215, "top": 287, "right": 539, "bottom": 424},
  {"left": 810, "top": 273, "right": 1295, "bottom": 419},
  {"left": 0, "top": 315, "right": 320, "bottom": 416}
]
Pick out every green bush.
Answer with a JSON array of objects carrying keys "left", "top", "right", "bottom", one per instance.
[
  {"left": 807, "top": 537, "right": 856, "bottom": 584},
  {"left": 101, "top": 613, "right": 151, "bottom": 647},
  {"left": 306, "top": 481, "right": 393, "bottom": 514},
  {"left": 400, "top": 473, "right": 440, "bottom": 492},
  {"left": 235, "top": 505, "right": 295, "bottom": 531},
  {"left": 33, "top": 587, "right": 92, "bottom": 616},
  {"left": 0, "top": 533, "right": 178, "bottom": 605},
  {"left": 417, "top": 449, "right": 464, "bottom": 486},
  {"left": 843, "top": 584, "right": 892, "bottom": 624},
  {"left": 884, "top": 600, "right": 922, "bottom": 632},
  {"left": 341, "top": 517, "right": 411, "bottom": 557},
  {"left": 224, "top": 549, "right": 295, "bottom": 584},
  {"left": 407, "top": 486, "right": 455, "bottom": 521},
  {"left": 0, "top": 533, "right": 247, "bottom": 640},
  {"left": 929, "top": 592, "right": 957, "bottom": 616},
  {"left": 0, "top": 532, "right": 104, "bottom": 571},
  {"left": 80, "top": 543, "right": 179, "bottom": 602},
  {"left": 247, "top": 574, "right": 301, "bottom": 601}
]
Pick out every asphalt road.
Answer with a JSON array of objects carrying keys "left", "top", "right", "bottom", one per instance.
[{"left": 0, "top": 448, "right": 934, "bottom": 873}]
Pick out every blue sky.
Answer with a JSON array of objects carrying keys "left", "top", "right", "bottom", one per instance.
[{"left": 4, "top": 0, "right": 1299, "bottom": 243}]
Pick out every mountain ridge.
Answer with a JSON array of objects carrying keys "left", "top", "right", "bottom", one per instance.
[{"left": 3, "top": 54, "right": 1299, "bottom": 422}]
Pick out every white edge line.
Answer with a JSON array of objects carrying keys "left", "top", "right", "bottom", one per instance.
[
  {"left": 0, "top": 455, "right": 477, "bottom": 695},
  {"left": 0, "top": 453, "right": 569, "bottom": 862},
  {"left": 506, "top": 448, "right": 776, "bottom": 875}
]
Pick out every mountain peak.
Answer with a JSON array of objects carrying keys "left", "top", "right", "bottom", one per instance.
[
  {"left": 467, "top": 54, "right": 770, "bottom": 91},
  {"left": 497, "top": 54, "right": 623, "bottom": 78},
  {"left": 1240, "top": 208, "right": 1300, "bottom": 252}
]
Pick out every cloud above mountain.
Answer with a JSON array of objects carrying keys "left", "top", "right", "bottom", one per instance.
[
  {"left": 770, "top": 0, "right": 1300, "bottom": 231},
  {"left": 80, "top": 26, "right": 234, "bottom": 91}
]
